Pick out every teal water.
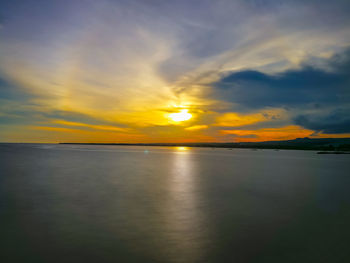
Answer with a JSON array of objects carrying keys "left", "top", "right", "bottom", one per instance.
[{"left": 1, "top": 144, "right": 349, "bottom": 262}]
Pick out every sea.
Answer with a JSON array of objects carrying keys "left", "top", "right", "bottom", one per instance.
[{"left": 1, "top": 144, "right": 349, "bottom": 262}]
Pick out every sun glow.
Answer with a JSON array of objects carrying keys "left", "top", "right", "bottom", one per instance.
[{"left": 168, "top": 109, "right": 192, "bottom": 122}]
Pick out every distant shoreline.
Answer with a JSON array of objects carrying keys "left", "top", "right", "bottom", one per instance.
[
  {"left": 2, "top": 137, "right": 349, "bottom": 152},
  {"left": 59, "top": 137, "right": 350, "bottom": 152}
]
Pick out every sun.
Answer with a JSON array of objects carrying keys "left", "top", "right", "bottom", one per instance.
[{"left": 168, "top": 109, "right": 192, "bottom": 122}]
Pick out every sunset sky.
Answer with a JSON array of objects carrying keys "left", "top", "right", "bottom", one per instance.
[{"left": 1, "top": 0, "right": 350, "bottom": 143}]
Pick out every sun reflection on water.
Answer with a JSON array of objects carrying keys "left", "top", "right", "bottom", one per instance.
[
  {"left": 162, "top": 146, "right": 208, "bottom": 262},
  {"left": 175, "top": 146, "right": 189, "bottom": 152}
]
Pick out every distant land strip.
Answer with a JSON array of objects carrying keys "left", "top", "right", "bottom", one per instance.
[{"left": 60, "top": 138, "right": 350, "bottom": 152}]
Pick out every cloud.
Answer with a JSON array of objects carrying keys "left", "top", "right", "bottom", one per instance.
[
  {"left": 212, "top": 47, "right": 350, "bottom": 134},
  {"left": 215, "top": 108, "right": 287, "bottom": 127},
  {"left": 50, "top": 120, "right": 132, "bottom": 133},
  {"left": 0, "top": 76, "right": 31, "bottom": 101},
  {"left": 185, "top": 125, "right": 208, "bottom": 131},
  {"left": 294, "top": 110, "right": 350, "bottom": 134},
  {"left": 220, "top": 125, "right": 313, "bottom": 142},
  {"left": 214, "top": 55, "right": 349, "bottom": 110}
]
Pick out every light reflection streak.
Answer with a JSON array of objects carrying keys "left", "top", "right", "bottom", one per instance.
[{"left": 162, "top": 147, "right": 207, "bottom": 262}]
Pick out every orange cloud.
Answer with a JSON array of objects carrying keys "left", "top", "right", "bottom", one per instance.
[
  {"left": 220, "top": 125, "right": 314, "bottom": 142},
  {"left": 313, "top": 133, "right": 350, "bottom": 139},
  {"left": 215, "top": 108, "right": 286, "bottom": 127},
  {"left": 185, "top": 125, "right": 208, "bottom": 131}
]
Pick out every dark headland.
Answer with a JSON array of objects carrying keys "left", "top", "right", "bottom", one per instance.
[{"left": 60, "top": 137, "right": 350, "bottom": 152}]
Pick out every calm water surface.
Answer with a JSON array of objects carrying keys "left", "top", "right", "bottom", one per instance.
[{"left": 1, "top": 144, "right": 349, "bottom": 262}]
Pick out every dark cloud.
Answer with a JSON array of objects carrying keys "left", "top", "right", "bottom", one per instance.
[
  {"left": 0, "top": 76, "right": 31, "bottom": 101},
  {"left": 213, "top": 47, "right": 350, "bottom": 133},
  {"left": 214, "top": 66, "right": 347, "bottom": 110},
  {"left": 294, "top": 110, "right": 350, "bottom": 134},
  {"left": 0, "top": 77, "right": 17, "bottom": 100},
  {"left": 329, "top": 48, "right": 350, "bottom": 74}
]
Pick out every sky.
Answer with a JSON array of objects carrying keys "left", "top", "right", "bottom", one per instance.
[{"left": 0, "top": 0, "right": 350, "bottom": 143}]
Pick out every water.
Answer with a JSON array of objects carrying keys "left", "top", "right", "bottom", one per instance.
[{"left": 1, "top": 144, "right": 349, "bottom": 263}]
